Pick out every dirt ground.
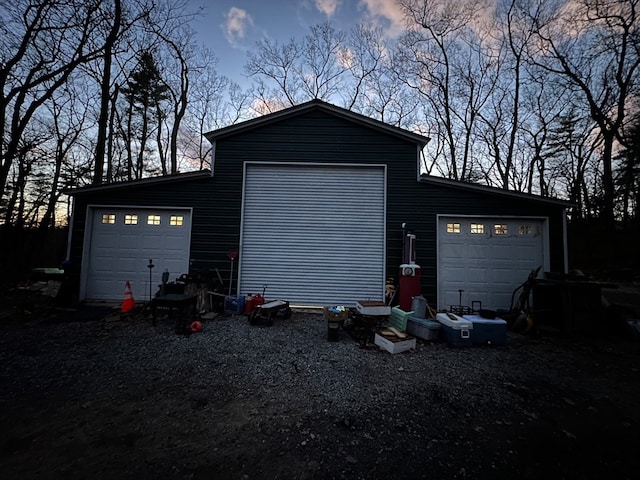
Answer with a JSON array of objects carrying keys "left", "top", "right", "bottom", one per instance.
[{"left": 1, "top": 293, "right": 639, "bottom": 479}]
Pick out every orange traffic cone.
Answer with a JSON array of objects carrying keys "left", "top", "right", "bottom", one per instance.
[{"left": 122, "top": 281, "right": 135, "bottom": 313}]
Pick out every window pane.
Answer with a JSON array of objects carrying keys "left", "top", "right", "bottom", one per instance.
[
  {"left": 124, "top": 214, "right": 138, "bottom": 225},
  {"left": 519, "top": 225, "right": 532, "bottom": 235},
  {"left": 101, "top": 214, "right": 116, "bottom": 224},
  {"left": 170, "top": 215, "right": 183, "bottom": 226},
  {"left": 147, "top": 215, "right": 161, "bottom": 225},
  {"left": 470, "top": 223, "right": 484, "bottom": 234},
  {"left": 494, "top": 224, "right": 508, "bottom": 235},
  {"left": 446, "top": 223, "right": 460, "bottom": 233}
]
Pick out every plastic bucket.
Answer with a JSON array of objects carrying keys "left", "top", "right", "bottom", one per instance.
[
  {"left": 327, "top": 320, "right": 340, "bottom": 342},
  {"left": 411, "top": 295, "right": 427, "bottom": 318}
]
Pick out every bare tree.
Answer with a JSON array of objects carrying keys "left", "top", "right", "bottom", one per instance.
[
  {"left": 245, "top": 22, "right": 353, "bottom": 109},
  {"left": 37, "top": 85, "right": 89, "bottom": 237},
  {"left": 183, "top": 48, "right": 253, "bottom": 170},
  {"left": 396, "top": 0, "right": 492, "bottom": 181},
  {"left": 93, "top": 0, "right": 122, "bottom": 184},
  {"left": 545, "top": 108, "right": 601, "bottom": 220},
  {"left": 338, "top": 24, "right": 419, "bottom": 129},
  {"left": 476, "top": 0, "right": 531, "bottom": 190},
  {"left": 340, "top": 24, "right": 385, "bottom": 110},
  {"left": 152, "top": 30, "right": 192, "bottom": 174},
  {"left": 526, "top": 0, "right": 640, "bottom": 226},
  {"left": 245, "top": 37, "right": 303, "bottom": 107},
  {"left": 142, "top": 1, "right": 203, "bottom": 174},
  {"left": 0, "top": 0, "right": 112, "bottom": 219},
  {"left": 298, "top": 22, "right": 347, "bottom": 101}
]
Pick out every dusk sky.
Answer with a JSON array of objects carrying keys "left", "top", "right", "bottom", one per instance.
[{"left": 190, "top": 0, "right": 408, "bottom": 87}]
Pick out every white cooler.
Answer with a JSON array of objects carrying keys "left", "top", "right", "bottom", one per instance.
[{"left": 436, "top": 313, "right": 473, "bottom": 347}]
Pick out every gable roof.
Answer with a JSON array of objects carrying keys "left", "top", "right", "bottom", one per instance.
[
  {"left": 204, "top": 99, "right": 430, "bottom": 147},
  {"left": 420, "top": 174, "right": 574, "bottom": 208}
]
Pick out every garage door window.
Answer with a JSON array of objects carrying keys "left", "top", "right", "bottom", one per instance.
[
  {"left": 147, "top": 215, "right": 161, "bottom": 225},
  {"left": 494, "top": 224, "right": 508, "bottom": 235},
  {"left": 447, "top": 223, "right": 461, "bottom": 233},
  {"left": 170, "top": 215, "right": 184, "bottom": 226},
  {"left": 124, "top": 214, "right": 138, "bottom": 225},
  {"left": 519, "top": 224, "right": 533, "bottom": 235},
  {"left": 470, "top": 223, "right": 484, "bottom": 234},
  {"left": 102, "top": 214, "right": 116, "bottom": 224}
]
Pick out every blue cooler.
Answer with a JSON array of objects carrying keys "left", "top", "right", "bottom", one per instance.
[
  {"left": 436, "top": 313, "right": 473, "bottom": 347},
  {"left": 463, "top": 314, "right": 507, "bottom": 346},
  {"left": 406, "top": 316, "right": 441, "bottom": 341},
  {"left": 224, "top": 295, "right": 246, "bottom": 315}
]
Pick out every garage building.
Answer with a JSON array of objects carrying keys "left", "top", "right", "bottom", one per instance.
[{"left": 67, "top": 100, "right": 570, "bottom": 311}]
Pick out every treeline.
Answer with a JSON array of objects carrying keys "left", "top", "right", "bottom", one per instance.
[
  {"left": 1, "top": 0, "right": 639, "bottom": 239},
  {"left": 0, "top": 0, "right": 247, "bottom": 233}
]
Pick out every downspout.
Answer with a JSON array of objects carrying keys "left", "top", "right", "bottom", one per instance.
[
  {"left": 65, "top": 196, "right": 75, "bottom": 262},
  {"left": 63, "top": 195, "right": 78, "bottom": 304}
]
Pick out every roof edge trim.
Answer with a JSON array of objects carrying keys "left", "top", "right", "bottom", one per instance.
[
  {"left": 65, "top": 170, "right": 211, "bottom": 195},
  {"left": 420, "top": 174, "right": 574, "bottom": 207},
  {"left": 204, "top": 99, "right": 430, "bottom": 146}
]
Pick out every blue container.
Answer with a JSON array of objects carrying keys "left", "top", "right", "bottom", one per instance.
[
  {"left": 463, "top": 315, "right": 507, "bottom": 346},
  {"left": 224, "top": 295, "right": 246, "bottom": 315},
  {"left": 407, "top": 316, "right": 441, "bottom": 341}
]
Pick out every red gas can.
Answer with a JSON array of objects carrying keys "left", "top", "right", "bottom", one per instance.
[{"left": 244, "top": 294, "right": 265, "bottom": 314}]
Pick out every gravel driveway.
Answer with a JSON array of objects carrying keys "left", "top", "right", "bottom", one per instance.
[{"left": 1, "top": 307, "right": 639, "bottom": 479}]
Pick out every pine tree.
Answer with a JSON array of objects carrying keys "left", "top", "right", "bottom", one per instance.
[{"left": 121, "top": 51, "right": 169, "bottom": 178}]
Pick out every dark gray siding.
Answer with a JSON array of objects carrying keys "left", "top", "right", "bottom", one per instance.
[
  {"left": 212, "top": 109, "right": 420, "bottom": 292},
  {"left": 69, "top": 177, "right": 223, "bottom": 278},
  {"left": 69, "top": 108, "right": 567, "bottom": 306},
  {"left": 404, "top": 183, "right": 566, "bottom": 305}
]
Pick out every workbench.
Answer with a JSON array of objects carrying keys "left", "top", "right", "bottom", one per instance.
[{"left": 151, "top": 293, "right": 198, "bottom": 329}]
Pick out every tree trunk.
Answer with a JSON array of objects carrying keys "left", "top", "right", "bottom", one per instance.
[
  {"left": 156, "top": 104, "right": 167, "bottom": 175},
  {"left": 107, "top": 84, "right": 119, "bottom": 182},
  {"left": 137, "top": 104, "right": 149, "bottom": 178},
  {"left": 93, "top": 0, "right": 121, "bottom": 184},
  {"left": 601, "top": 132, "right": 616, "bottom": 228}
]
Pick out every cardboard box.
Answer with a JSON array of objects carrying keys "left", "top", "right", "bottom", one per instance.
[
  {"left": 463, "top": 314, "right": 507, "bottom": 346},
  {"left": 436, "top": 312, "right": 473, "bottom": 347},
  {"left": 406, "top": 316, "right": 441, "bottom": 341},
  {"left": 356, "top": 300, "right": 391, "bottom": 316},
  {"left": 374, "top": 332, "right": 416, "bottom": 354}
]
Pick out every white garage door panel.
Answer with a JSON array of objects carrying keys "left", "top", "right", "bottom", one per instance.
[
  {"left": 438, "top": 217, "right": 545, "bottom": 311},
  {"left": 468, "top": 246, "right": 490, "bottom": 261},
  {"left": 240, "top": 164, "right": 385, "bottom": 306},
  {"left": 119, "top": 234, "right": 139, "bottom": 248},
  {"left": 84, "top": 207, "right": 191, "bottom": 301}
]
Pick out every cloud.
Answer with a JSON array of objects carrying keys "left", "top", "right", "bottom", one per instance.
[
  {"left": 223, "top": 7, "right": 255, "bottom": 47},
  {"left": 359, "top": 0, "right": 407, "bottom": 37},
  {"left": 315, "top": 0, "right": 340, "bottom": 17}
]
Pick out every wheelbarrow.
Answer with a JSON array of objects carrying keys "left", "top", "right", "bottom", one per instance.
[{"left": 248, "top": 299, "right": 292, "bottom": 326}]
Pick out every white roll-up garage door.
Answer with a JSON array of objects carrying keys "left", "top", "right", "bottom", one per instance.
[
  {"left": 239, "top": 163, "right": 386, "bottom": 306},
  {"left": 82, "top": 207, "right": 191, "bottom": 301},
  {"left": 438, "top": 216, "right": 548, "bottom": 311}
]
